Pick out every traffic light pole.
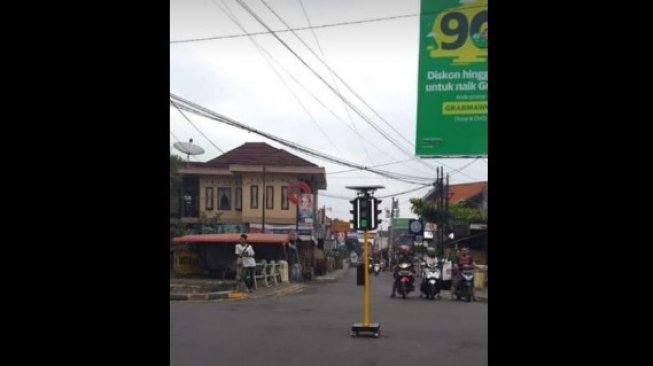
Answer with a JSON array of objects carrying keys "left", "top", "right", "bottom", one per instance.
[
  {"left": 347, "top": 185, "right": 383, "bottom": 338},
  {"left": 363, "top": 228, "right": 370, "bottom": 326}
]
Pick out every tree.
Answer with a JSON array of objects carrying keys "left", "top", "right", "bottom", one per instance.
[
  {"left": 409, "top": 198, "right": 486, "bottom": 226},
  {"left": 447, "top": 204, "right": 486, "bottom": 225},
  {"left": 409, "top": 198, "right": 441, "bottom": 223}
]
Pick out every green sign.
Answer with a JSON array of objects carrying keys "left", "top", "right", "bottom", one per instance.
[
  {"left": 415, "top": 0, "right": 488, "bottom": 157},
  {"left": 391, "top": 218, "right": 410, "bottom": 229}
]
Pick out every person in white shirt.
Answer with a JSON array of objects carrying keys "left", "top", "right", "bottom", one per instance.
[{"left": 235, "top": 234, "right": 256, "bottom": 291}]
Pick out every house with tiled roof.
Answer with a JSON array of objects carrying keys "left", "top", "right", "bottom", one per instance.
[
  {"left": 172, "top": 142, "right": 327, "bottom": 234},
  {"left": 171, "top": 142, "right": 328, "bottom": 278},
  {"left": 422, "top": 181, "right": 488, "bottom": 264},
  {"left": 423, "top": 181, "right": 487, "bottom": 212}
]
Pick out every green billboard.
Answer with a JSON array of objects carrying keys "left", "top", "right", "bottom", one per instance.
[{"left": 415, "top": 0, "right": 488, "bottom": 157}]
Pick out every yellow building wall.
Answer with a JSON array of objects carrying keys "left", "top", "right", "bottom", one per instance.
[
  {"left": 199, "top": 175, "right": 242, "bottom": 223},
  {"left": 242, "top": 173, "right": 301, "bottom": 224},
  {"left": 199, "top": 173, "right": 318, "bottom": 225}
]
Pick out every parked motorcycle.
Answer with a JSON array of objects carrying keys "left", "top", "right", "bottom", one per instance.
[{"left": 454, "top": 265, "right": 475, "bottom": 302}]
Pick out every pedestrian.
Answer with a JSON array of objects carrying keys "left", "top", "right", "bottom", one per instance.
[
  {"left": 235, "top": 234, "right": 256, "bottom": 292},
  {"left": 450, "top": 248, "right": 461, "bottom": 299}
]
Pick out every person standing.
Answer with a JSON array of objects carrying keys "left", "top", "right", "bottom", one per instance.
[{"left": 235, "top": 234, "right": 256, "bottom": 291}]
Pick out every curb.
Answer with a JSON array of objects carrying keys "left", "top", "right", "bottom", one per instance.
[
  {"left": 475, "top": 294, "right": 488, "bottom": 303},
  {"left": 439, "top": 290, "right": 488, "bottom": 303},
  {"left": 170, "top": 291, "right": 232, "bottom": 301},
  {"left": 261, "top": 283, "right": 307, "bottom": 298},
  {"left": 171, "top": 269, "right": 348, "bottom": 301}
]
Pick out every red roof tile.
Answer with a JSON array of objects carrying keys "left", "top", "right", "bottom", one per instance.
[
  {"left": 206, "top": 142, "right": 318, "bottom": 167},
  {"left": 448, "top": 181, "right": 487, "bottom": 204}
]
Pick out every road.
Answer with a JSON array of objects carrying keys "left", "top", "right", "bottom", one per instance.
[{"left": 171, "top": 267, "right": 487, "bottom": 366}]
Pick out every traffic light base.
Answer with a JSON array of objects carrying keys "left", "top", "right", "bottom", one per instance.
[{"left": 351, "top": 323, "right": 381, "bottom": 337}]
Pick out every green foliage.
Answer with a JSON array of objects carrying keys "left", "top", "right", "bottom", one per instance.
[
  {"left": 409, "top": 198, "right": 486, "bottom": 225},
  {"left": 448, "top": 204, "right": 486, "bottom": 225}
]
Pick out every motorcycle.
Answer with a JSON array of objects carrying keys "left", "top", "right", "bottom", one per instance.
[
  {"left": 373, "top": 263, "right": 380, "bottom": 276},
  {"left": 421, "top": 264, "right": 442, "bottom": 300},
  {"left": 395, "top": 262, "right": 415, "bottom": 299},
  {"left": 454, "top": 265, "right": 475, "bottom": 302}
]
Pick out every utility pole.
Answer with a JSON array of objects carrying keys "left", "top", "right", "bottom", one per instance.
[
  {"left": 435, "top": 166, "right": 446, "bottom": 258},
  {"left": 262, "top": 166, "right": 266, "bottom": 233},
  {"left": 388, "top": 197, "right": 398, "bottom": 270}
]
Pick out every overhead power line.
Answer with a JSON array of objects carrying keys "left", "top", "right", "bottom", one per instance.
[
  {"left": 170, "top": 93, "right": 436, "bottom": 185},
  {"left": 254, "top": 0, "right": 484, "bottom": 182},
  {"left": 212, "top": 0, "right": 400, "bottom": 166},
  {"left": 235, "top": 0, "right": 438, "bottom": 175},
  {"left": 171, "top": 13, "right": 420, "bottom": 44},
  {"left": 318, "top": 184, "right": 431, "bottom": 201},
  {"left": 257, "top": 0, "right": 485, "bottom": 181},
  {"left": 170, "top": 99, "right": 224, "bottom": 154},
  {"left": 296, "top": 0, "right": 375, "bottom": 168},
  {"left": 170, "top": 4, "right": 488, "bottom": 44},
  {"left": 211, "top": 0, "right": 343, "bottom": 157}
]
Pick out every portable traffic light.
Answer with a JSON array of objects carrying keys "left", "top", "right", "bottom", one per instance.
[{"left": 350, "top": 198, "right": 359, "bottom": 230}]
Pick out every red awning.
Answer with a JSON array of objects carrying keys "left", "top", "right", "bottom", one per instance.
[{"left": 172, "top": 233, "right": 290, "bottom": 245}]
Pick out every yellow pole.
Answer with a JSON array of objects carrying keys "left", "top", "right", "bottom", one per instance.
[{"left": 363, "top": 229, "right": 370, "bottom": 326}]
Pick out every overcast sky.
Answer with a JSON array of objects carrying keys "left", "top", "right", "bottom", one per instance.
[{"left": 170, "top": 0, "right": 487, "bottom": 227}]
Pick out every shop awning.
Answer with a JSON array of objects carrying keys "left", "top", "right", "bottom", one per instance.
[{"left": 172, "top": 233, "right": 290, "bottom": 245}]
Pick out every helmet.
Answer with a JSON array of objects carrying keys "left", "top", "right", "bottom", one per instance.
[
  {"left": 398, "top": 245, "right": 411, "bottom": 254},
  {"left": 427, "top": 247, "right": 436, "bottom": 257}
]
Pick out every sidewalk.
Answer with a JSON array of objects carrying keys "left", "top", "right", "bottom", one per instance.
[
  {"left": 170, "top": 266, "right": 350, "bottom": 301},
  {"left": 438, "top": 288, "right": 488, "bottom": 303},
  {"left": 475, "top": 288, "right": 488, "bottom": 303}
]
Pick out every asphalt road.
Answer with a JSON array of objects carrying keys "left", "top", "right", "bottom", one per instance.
[{"left": 171, "top": 268, "right": 487, "bottom": 366}]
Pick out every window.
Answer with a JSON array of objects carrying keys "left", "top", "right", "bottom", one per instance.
[
  {"left": 250, "top": 185, "right": 259, "bottom": 209},
  {"left": 205, "top": 187, "right": 214, "bottom": 210},
  {"left": 266, "top": 186, "right": 274, "bottom": 209},
  {"left": 235, "top": 187, "right": 242, "bottom": 211},
  {"left": 218, "top": 188, "right": 232, "bottom": 210},
  {"left": 281, "top": 186, "right": 289, "bottom": 210}
]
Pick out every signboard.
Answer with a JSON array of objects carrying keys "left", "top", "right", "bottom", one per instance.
[
  {"left": 334, "top": 231, "right": 349, "bottom": 247},
  {"left": 415, "top": 0, "right": 488, "bottom": 157},
  {"left": 409, "top": 219, "right": 424, "bottom": 236},
  {"left": 332, "top": 222, "right": 351, "bottom": 232},
  {"left": 298, "top": 193, "right": 314, "bottom": 225},
  {"left": 390, "top": 218, "right": 410, "bottom": 229}
]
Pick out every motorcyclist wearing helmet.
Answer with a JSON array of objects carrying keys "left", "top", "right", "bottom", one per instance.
[
  {"left": 390, "top": 246, "right": 414, "bottom": 297},
  {"left": 420, "top": 247, "right": 439, "bottom": 295},
  {"left": 424, "top": 247, "right": 438, "bottom": 267},
  {"left": 452, "top": 247, "right": 475, "bottom": 300}
]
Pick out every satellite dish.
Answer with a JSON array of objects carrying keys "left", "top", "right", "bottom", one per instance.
[{"left": 173, "top": 139, "right": 205, "bottom": 161}]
